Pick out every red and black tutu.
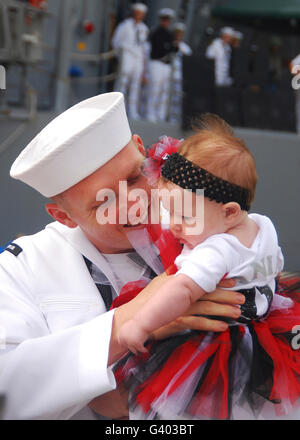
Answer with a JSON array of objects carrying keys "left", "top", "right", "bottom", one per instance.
[{"left": 112, "top": 226, "right": 300, "bottom": 420}]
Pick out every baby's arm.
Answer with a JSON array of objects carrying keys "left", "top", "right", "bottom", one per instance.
[{"left": 118, "top": 274, "right": 205, "bottom": 354}]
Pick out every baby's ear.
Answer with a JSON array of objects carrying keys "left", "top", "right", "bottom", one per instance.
[{"left": 223, "top": 202, "right": 241, "bottom": 222}]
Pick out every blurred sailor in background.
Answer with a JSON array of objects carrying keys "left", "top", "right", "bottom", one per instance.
[
  {"left": 146, "top": 8, "right": 178, "bottom": 123},
  {"left": 169, "top": 22, "right": 192, "bottom": 124},
  {"left": 112, "top": 3, "right": 149, "bottom": 120},
  {"left": 231, "top": 30, "right": 243, "bottom": 49},
  {"left": 206, "top": 26, "right": 235, "bottom": 87},
  {"left": 139, "top": 39, "right": 152, "bottom": 119}
]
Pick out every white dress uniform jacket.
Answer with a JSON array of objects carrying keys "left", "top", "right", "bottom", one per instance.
[
  {"left": 206, "top": 38, "right": 233, "bottom": 87},
  {"left": 112, "top": 18, "right": 149, "bottom": 119},
  {"left": 0, "top": 221, "right": 125, "bottom": 420},
  {"left": 170, "top": 41, "right": 192, "bottom": 124}
]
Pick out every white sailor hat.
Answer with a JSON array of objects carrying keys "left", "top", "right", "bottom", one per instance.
[
  {"left": 158, "top": 8, "right": 175, "bottom": 19},
  {"left": 220, "top": 26, "right": 235, "bottom": 37},
  {"left": 10, "top": 92, "right": 132, "bottom": 197},
  {"left": 131, "top": 3, "right": 148, "bottom": 13},
  {"left": 174, "top": 22, "right": 186, "bottom": 32},
  {"left": 233, "top": 31, "right": 243, "bottom": 40}
]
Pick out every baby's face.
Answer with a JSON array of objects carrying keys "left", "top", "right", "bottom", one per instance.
[{"left": 160, "top": 182, "right": 227, "bottom": 249}]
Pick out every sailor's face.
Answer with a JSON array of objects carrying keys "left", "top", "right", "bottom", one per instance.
[
  {"left": 160, "top": 17, "right": 171, "bottom": 28},
  {"left": 133, "top": 10, "right": 146, "bottom": 22},
  {"left": 222, "top": 34, "right": 233, "bottom": 45},
  {"left": 60, "top": 138, "right": 150, "bottom": 253}
]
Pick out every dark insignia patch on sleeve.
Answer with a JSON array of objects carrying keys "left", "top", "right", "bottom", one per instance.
[{"left": 5, "top": 243, "right": 23, "bottom": 257}]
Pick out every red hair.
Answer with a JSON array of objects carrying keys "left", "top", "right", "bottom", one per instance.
[{"left": 178, "top": 114, "right": 257, "bottom": 205}]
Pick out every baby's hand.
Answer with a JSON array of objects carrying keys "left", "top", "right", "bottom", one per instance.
[{"left": 118, "top": 320, "right": 149, "bottom": 355}]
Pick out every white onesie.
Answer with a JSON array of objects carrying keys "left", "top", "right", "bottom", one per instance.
[{"left": 175, "top": 213, "right": 284, "bottom": 321}]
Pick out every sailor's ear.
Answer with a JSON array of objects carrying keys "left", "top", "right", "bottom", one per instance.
[
  {"left": 132, "top": 134, "right": 146, "bottom": 157},
  {"left": 45, "top": 203, "right": 78, "bottom": 229}
]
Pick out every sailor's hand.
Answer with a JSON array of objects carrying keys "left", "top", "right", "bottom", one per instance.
[{"left": 88, "top": 385, "right": 129, "bottom": 420}]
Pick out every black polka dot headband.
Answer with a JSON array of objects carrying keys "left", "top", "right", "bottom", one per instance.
[{"left": 161, "top": 153, "right": 251, "bottom": 211}]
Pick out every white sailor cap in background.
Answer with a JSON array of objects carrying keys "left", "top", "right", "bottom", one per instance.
[
  {"left": 10, "top": 92, "right": 132, "bottom": 198},
  {"left": 233, "top": 31, "right": 243, "bottom": 40},
  {"left": 131, "top": 3, "right": 148, "bottom": 13},
  {"left": 220, "top": 26, "right": 235, "bottom": 37},
  {"left": 158, "top": 8, "right": 175, "bottom": 19},
  {"left": 174, "top": 22, "right": 186, "bottom": 32}
]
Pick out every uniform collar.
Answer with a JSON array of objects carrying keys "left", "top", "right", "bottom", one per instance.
[{"left": 46, "top": 222, "right": 121, "bottom": 293}]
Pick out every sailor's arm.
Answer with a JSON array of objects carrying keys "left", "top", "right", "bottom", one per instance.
[
  {"left": 108, "top": 274, "right": 243, "bottom": 365},
  {"left": 0, "top": 253, "right": 116, "bottom": 420}
]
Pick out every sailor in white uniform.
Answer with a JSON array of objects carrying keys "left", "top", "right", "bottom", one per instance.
[
  {"left": 0, "top": 92, "right": 241, "bottom": 419},
  {"left": 169, "top": 23, "right": 192, "bottom": 124},
  {"left": 112, "top": 3, "right": 149, "bottom": 120},
  {"left": 146, "top": 8, "right": 177, "bottom": 123},
  {"left": 206, "top": 26, "right": 235, "bottom": 87}
]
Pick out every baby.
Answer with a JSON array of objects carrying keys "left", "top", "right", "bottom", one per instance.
[{"left": 118, "top": 114, "right": 284, "bottom": 354}]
